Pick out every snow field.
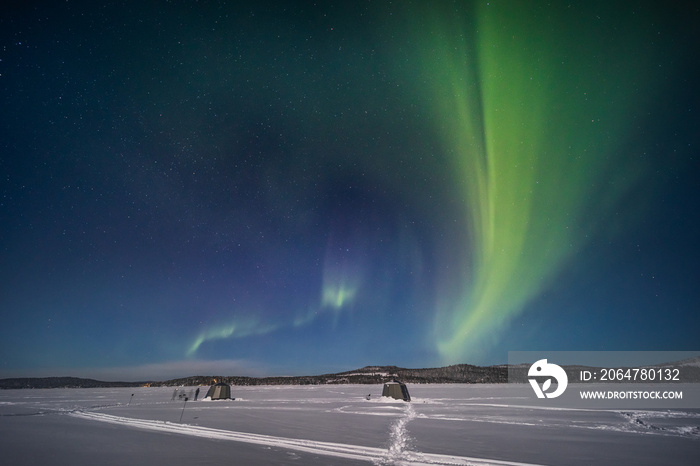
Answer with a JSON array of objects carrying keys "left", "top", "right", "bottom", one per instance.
[{"left": 1, "top": 384, "right": 698, "bottom": 465}]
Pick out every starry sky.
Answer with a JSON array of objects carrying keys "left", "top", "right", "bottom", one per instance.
[{"left": 1, "top": 1, "right": 699, "bottom": 381}]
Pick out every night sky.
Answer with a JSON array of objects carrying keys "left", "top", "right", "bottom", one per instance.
[{"left": 2, "top": 1, "right": 699, "bottom": 381}]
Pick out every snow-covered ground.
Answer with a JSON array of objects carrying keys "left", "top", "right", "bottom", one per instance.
[{"left": 1, "top": 384, "right": 698, "bottom": 465}]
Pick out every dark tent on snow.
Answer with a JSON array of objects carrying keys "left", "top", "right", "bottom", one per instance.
[
  {"left": 382, "top": 380, "right": 411, "bottom": 401},
  {"left": 205, "top": 382, "right": 231, "bottom": 400}
]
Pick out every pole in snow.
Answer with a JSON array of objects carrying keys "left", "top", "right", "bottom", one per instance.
[
  {"left": 128, "top": 394, "right": 134, "bottom": 405},
  {"left": 179, "top": 397, "right": 188, "bottom": 423}
]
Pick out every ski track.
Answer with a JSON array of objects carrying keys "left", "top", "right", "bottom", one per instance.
[{"left": 69, "top": 410, "right": 547, "bottom": 466}]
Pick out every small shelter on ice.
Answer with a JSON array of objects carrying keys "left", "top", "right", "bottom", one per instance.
[
  {"left": 205, "top": 382, "right": 231, "bottom": 400},
  {"left": 382, "top": 380, "right": 411, "bottom": 401}
]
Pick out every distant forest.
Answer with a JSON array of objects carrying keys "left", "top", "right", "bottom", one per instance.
[
  {"left": 3, "top": 360, "right": 698, "bottom": 389},
  {"left": 0, "top": 364, "right": 507, "bottom": 389}
]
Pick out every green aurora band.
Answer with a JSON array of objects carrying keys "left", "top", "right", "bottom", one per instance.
[
  {"left": 183, "top": 3, "right": 673, "bottom": 364},
  {"left": 187, "top": 318, "right": 279, "bottom": 357},
  {"left": 422, "top": 3, "right": 666, "bottom": 361}
]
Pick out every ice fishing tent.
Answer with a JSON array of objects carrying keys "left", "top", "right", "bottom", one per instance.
[
  {"left": 382, "top": 380, "right": 411, "bottom": 401},
  {"left": 205, "top": 382, "right": 231, "bottom": 400}
]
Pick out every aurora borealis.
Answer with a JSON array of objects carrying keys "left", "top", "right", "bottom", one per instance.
[
  {"left": 423, "top": 2, "right": 677, "bottom": 361},
  {"left": 1, "top": 1, "right": 699, "bottom": 380}
]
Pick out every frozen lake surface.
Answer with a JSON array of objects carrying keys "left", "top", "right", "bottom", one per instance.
[{"left": 1, "top": 384, "right": 698, "bottom": 465}]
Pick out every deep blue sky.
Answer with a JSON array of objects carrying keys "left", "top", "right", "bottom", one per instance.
[{"left": 1, "top": 1, "right": 699, "bottom": 381}]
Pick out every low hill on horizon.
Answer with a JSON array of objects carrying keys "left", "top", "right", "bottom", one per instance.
[
  {"left": 0, "top": 376, "right": 146, "bottom": 390},
  {"left": 5, "top": 357, "right": 698, "bottom": 389},
  {"left": 158, "top": 363, "right": 508, "bottom": 388},
  {"left": 0, "top": 363, "right": 507, "bottom": 389}
]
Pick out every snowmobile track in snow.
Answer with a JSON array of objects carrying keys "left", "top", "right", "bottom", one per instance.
[{"left": 70, "top": 410, "right": 548, "bottom": 465}]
